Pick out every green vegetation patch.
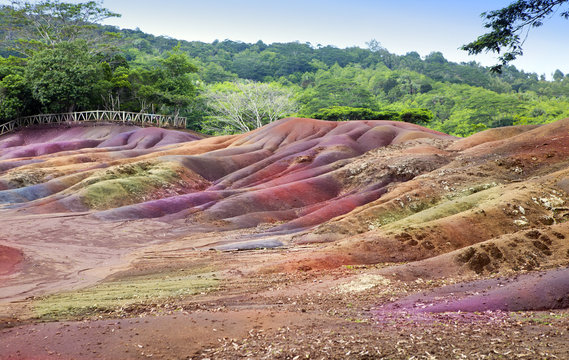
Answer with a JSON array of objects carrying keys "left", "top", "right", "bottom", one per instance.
[
  {"left": 311, "top": 106, "right": 433, "bottom": 124},
  {"left": 78, "top": 161, "right": 183, "bottom": 209},
  {"left": 510, "top": 312, "right": 569, "bottom": 325},
  {"left": 377, "top": 186, "right": 500, "bottom": 230},
  {"left": 312, "top": 106, "right": 398, "bottom": 121},
  {"left": 34, "top": 269, "right": 219, "bottom": 320},
  {"left": 363, "top": 183, "right": 502, "bottom": 231},
  {"left": 366, "top": 197, "right": 440, "bottom": 230}
]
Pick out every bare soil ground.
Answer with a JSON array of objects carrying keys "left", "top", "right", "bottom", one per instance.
[{"left": 1, "top": 237, "right": 568, "bottom": 359}]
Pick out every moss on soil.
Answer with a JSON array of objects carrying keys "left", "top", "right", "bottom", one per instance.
[
  {"left": 76, "top": 161, "right": 185, "bottom": 209},
  {"left": 381, "top": 186, "right": 499, "bottom": 230},
  {"left": 33, "top": 268, "right": 219, "bottom": 320}
]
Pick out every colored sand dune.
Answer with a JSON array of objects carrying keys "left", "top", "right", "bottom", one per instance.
[
  {"left": 0, "top": 119, "right": 453, "bottom": 231},
  {"left": 1, "top": 117, "right": 569, "bottom": 315}
]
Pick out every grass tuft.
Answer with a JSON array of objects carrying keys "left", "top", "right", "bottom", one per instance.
[{"left": 34, "top": 269, "right": 219, "bottom": 320}]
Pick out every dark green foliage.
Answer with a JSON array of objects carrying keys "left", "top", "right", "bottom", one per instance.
[
  {"left": 0, "top": 73, "right": 34, "bottom": 119},
  {"left": 311, "top": 106, "right": 432, "bottom": 124},
  {"left": 312, "top": 106, "right": 398, "bottom": 121},
  {"left": 24, "top": 40, "right": 100, "bottom": 112},
  {"left": 419, "top": 83, "right": 433, "bottom": 93},
  {"left": 0, "top": 1, "right": 200, "bottom": 123},
  {"left": 553, "top": 69, "right": 565, "bottom": 82},
  {"left": 200, "top": 62, "right": 237, "bottom": 83},
  {"left": 154, "top": 46, "right": 198, "bottom": 117},
  {"left": 0, "top": 56, "right": 40, "bottom": 120},
  {"left": 398, "top": 108, "right": 434, "bottom": 124}
]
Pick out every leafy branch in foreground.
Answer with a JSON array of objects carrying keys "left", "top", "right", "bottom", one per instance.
[{"left": 462, "top": 0, "right": 569, "bottom": 72}]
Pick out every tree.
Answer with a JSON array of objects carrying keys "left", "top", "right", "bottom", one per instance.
[
  {"left": 0, "top": 73, "right": 36, "bottom": 119},
  {"left": 366, "top": 39, "right": 385, "bottom": 53},
  {"left": 97, "top": 62, "right": 131, "bottom": 110},
  {"left": 0, "top": 55, "right": 39, "bottom": 121},
  {"left": 1, "top": 0, "right": 120, "bottom": 56},
  {"left": 462, "top": 0, "right": 569, "bottom": 72},
  {"left": 24, "top": 40, "right": 100, "bottom": 112},
  {"left": 155, "top": 45, "right": 198, "bottom": 118},
  {"left": 424, "top": 52, "right": 447, "bottom": 64},
  {"left": 204, "top": 80, "right": 298, "bottom": 134},
  {"left": 553, "top": 69, "right": 565, "bottom": 81},
  {"left": 121, "top": 45, "right": 198, "bottom": 117},
  {"left": 200, "top": 62, "right": 237, "bottom": 83}
]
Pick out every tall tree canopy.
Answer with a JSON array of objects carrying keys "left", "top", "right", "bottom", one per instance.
[
  {"left": 1, "top": 0, "right": 120, "bottom": 56},
  {"left": 25, "top": 40, "right": 100, "bottom": 112},
  {"left": 463, "top": 0, "right": 569, "bottom": 72}
]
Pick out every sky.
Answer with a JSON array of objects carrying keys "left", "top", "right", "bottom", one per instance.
[{"left": 8, "top": 0, "right": 569, "bottom": 78}]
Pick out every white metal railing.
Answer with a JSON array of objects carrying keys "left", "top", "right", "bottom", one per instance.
[{"left": 0, "top": 111, "right": 188, "bottom": 136}]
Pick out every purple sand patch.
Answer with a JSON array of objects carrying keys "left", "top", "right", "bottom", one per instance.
[
  {"left": 0, "top": 139, "right": 104, "bottom": 160},
  {"left": 94, "top": 190, "right": 229, "bottom": 220},
  {"left": 0, "top": 172, "right": 90, "bottom": 204},
  {"left": 272, "top": 185, "right": 388, "bottom": 232},
  {"left": 375, "top": 267, "right": 569, "bottom": 317},
  {"left": 97, "top": 127, "right": 200, "bottom": 149},
  {"left": 0, "top": 125, "right": 200, "bottom": 159}
]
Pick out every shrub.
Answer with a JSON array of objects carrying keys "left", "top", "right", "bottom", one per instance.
[
  {"left": 398, "top": 108, "right": 434, "bottom": 124},
  {"left": 312, "top": 106, "right": 398, "bottom": 121}
]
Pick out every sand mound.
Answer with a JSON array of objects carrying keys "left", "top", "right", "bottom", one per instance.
[
  {"left": 447, "top": 124, "right": 540, "bottom": 151},
  {"left": 0, "top": 124, "right": 202, "bottom": 160},
  {"left": 377, "top": 267, "right": 569, "bottom": 313},
  {"left": 265, "top": 119, "right": 569, "bottom": 281},
  {"left": 0, "top": 119, "right": 454, "bottom": 231}
]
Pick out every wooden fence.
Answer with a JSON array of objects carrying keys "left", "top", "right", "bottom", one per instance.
[{"left": 0, "top": 111, "right": 187, "bottom": 137}]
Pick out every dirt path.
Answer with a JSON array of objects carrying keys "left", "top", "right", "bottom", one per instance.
[
  {"left": 1, "top": 214, "right": 569, "bottom": 359},
  {"left": 0, "top": 212, "right": 178, "bottom": 301},
  {"left": 0, "top": 310, "right": 321, "bottom": 359}
]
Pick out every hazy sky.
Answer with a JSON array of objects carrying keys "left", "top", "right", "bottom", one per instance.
[{"left": 10, "top": 0, "right": 569, "bottom": 77}]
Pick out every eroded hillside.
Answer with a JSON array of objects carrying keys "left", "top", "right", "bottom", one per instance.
[{"left": 1, "top": 118, "right": 568, "bottom": 359}]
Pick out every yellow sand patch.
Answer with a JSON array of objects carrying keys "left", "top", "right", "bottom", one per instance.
[{"left": 335, "top": 274, "right": 391, "bottom": 294}]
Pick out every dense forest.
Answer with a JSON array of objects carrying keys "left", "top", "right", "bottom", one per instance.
[{"left": 1, "top": 1, "right": 569, "bottom": 136}]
